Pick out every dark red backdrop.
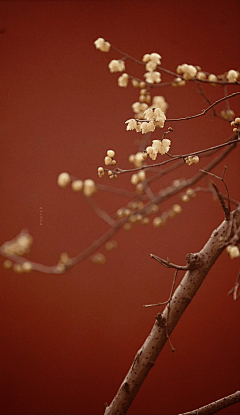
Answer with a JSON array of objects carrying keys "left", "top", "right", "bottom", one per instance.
[{"left": 0, "top": 1, "right": 239, "bottom": 414}]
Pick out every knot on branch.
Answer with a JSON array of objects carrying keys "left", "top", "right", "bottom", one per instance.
[
  {"left": 186, "top": 253, "right": 204, "bottom": 270},
  {"left": 155, "top": 313, "right": 166, "bottom": 328}
]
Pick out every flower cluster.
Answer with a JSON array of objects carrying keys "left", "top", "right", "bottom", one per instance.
[
  {"left": 143, "top": 53, "right": 161, "bottom": 84},
  {"left": 94, "top": 37, "right": 111, "bottom": 52},
  {"left": 181, "top": 188, "right": 197, "bottom": 202},
  {"left": 2, "top": 231, "right": 33, "bottom": 257},
  {"left": 125, "top": 107, "right": 166, "bottom": 134},
  {"left": 128, "top": 152, "right": 145, "bottom": 167},
  {"left": 145, "top": 138, "right": 171, "bottom": 160},
  {"left": 172, "top": 77, "right": 186, "bottom": 87},
  {"left": 151, "top": 96, "right": 168, "bottom": 114},
  {"left": 98, "top": 150, "right": 117, "bottom": 180},
  {"left": 185, "top": 155, "right": 200, "bottom": 165},
  {"left": 57, "top": 172, "right": 96, "bottom": 197},
  {"left": 153, "top": 204, "right": 182, "bottom": 227},
  {"left": 3, "top": 260, "right": 33, "bottom": 273},
  {"left": 226, "top": 245, "right": 240, "bottom": 259},
  {"left": 104, "top": 149, "right": 116, "bottom": 166},
  {"left": 130, "top": 170, "right": 146, "bottom": 186},
  {"left": 55, "top": 252, "right": 71, "bottom": 273},
  {"left": 221, "top": 109, "right": 235, "bottom": 121},
  {"left": 176, "top": 64, "right": 197, "bottom": 80},
  {"left": 230, "top": 117, "right": 240, "bottom": 133},
  {"left": 132, "top": 102, "right": 149, "bottom": 119}
]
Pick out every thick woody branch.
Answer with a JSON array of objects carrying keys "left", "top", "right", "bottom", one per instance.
[
  {"left": 178, "top": 390, "right": 240, "bottom": 415},
  {"left": 104, "top": 206, "right": 240, "bottom": 415}
]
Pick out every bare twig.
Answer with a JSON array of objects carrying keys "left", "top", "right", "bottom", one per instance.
[
  {"left": 200, "top": 167, "right": 231, "bottom": 220},
  {"left": 150, "top": 254, "right": 189, "bottom": 270},
  {"left": 228, "top": 269, "right": 240, "bottom": 300},
  {"left": 178, "top": 390, "right": 240, "bottom": 415},
  {"left": 166, "top": 92, "right": 240, "bottom": 122},
  {"left": 85, "top": 197, "right": 116, "bottom": 227}
]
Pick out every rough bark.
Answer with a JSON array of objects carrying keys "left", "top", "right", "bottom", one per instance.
[{"left": 104, "top": 206, "right": 240, "bottom": 415}]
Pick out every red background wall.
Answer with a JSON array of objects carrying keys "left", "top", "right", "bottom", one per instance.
[{"left": 0, "top": 1, "right": 239, "bottom": 414}]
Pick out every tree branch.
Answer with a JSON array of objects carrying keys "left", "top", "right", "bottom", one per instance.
[
  {"left": 104, "top": 205, "right": 240, "bottom": 415},
  {"left": 178, "top": 390, "right": 240, "bottom": 415}
]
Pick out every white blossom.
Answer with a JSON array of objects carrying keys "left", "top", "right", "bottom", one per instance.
[
  {"left": 107, "top": 150, "right": 115, "bottom": 158},
  {"left": 185, "top": 155, "right": 200, "bottom": 165},
  {"left": 143, "top": 108, "right": 154, "bottom": 120},
  {"left": 132, "top": 102, "right": 148, "bottom": 113},
  {"left": 144, "top": 71, "right": 161, "bottom": 84},
  {"left": 152, "top": 139, "right": 171, "bottom": 155},
  {"left": 208, "top": 74, "right": 218, "bottom": 83},
  {"left": 177, "top": 63, "right": 197, "bottom": 80},
  {"left": 151, "top": 96, "right": 168, "bottom": 113},
  {"left": 145, "top": 60, "right": 157, "bottom": 72},
  {"left": 146, "top": 146, "right": 153, "bottom": 154},
  {"left": 71, "top": 180, "right": 83, "bottom": 192},
  {"left": 118, "top": 73, "right": 129, "bottom": 87},
  {"left": 153, "top": 108, "right": 166, "bottom": 122},
  {"left": 125, "top": 118, "right": 137, "bottom": 131},
  {"left": 104, "top": 156, "right": 112, "bottom": 165},
  {"left": 147, "top": 120, "right": 156, "bottom": 132},
  {"left": 196, "top": 71, "right": 207, "bottom": 80},
  {"left": 142, "top": 53, "right": 151, "bottom": 63},
  {"left": 141, "top": 122, "right": 150, "bottom": 134},
  {"left": 83, "top": 179, "right": 96, "bottom": 197},
  {"left": 149, "top": 53, "right": 161, "bottom": 64},
  {"left": 149, "top": 152, "right": 158, "bottom": 160},
  {"left": 57, "top": 172, "right": 71, "bottom": 188},
  {"left": 108, "top": 59, "right": 125, "bottom": 73},
  {"left": 226, "top": 69, "right": 239, "bottom": 83},
  {"left": 226, "top": 245, "right": 240, "bottom": 259},
  {"left": 94, "top": 38, "right": 111, "bottom": 52}
]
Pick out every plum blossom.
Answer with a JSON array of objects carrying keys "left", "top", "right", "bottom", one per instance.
[
  {"left": 94, "top": 38, "right": 111, "bottom": 52},
  {"left": 108, "top": 60, "right": 125, "bottom": 73}
]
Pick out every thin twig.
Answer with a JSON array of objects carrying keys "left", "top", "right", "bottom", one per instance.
[
  {"left": 150, "top": 254, "right": 190, "bottom": 270},
  {"left": 86, "top": 196, "right": 116, "bottom": 226},
  {"left": 200, "top": 167, "right": 231, "bottom": 220},
  {"left": 178, "top": 390, "right": 240, "bottom": 415}
]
